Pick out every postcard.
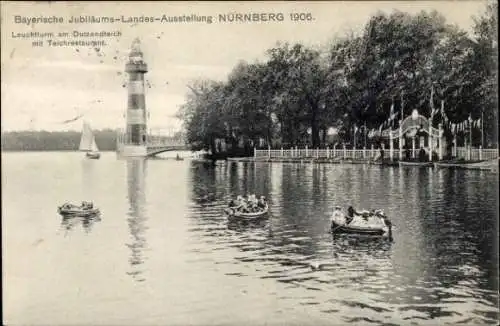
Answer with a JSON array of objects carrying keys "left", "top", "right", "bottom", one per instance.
[{"left": 2, "top": 1, "right": 498, "bottom": 325}]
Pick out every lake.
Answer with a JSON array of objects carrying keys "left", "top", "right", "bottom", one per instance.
[{"left": 2, "top": 152, "right": 499, "bottom": 325}]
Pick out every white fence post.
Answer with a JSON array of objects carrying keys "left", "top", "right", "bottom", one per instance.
[
  {"left": 453, "top": 134, "right": 457, "bottom": 157},
  {"left": 305, "top": 145, "right": 308, "bottom": 157},
  {"left": 281, "top": 147, "right": 284, "bottom": 158},
  {"left": 254, "top": 147, "right": 256, "bottom": 158},
  {"left": 326, "top": 146, "right": 330, "bottom": 159},
  {"left": 343, "top": 144, "right": 346, "bottom": 159}
]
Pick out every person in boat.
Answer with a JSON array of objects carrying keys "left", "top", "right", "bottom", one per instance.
[
  {"left": 243, "top": 194, "right": 254, "bottom": 211},
  {"left": 248, "top": 195, "right": 258, "bottom": 212},
  {"left": 345, "top": 206, "right": 359, "bottom": 224},
  {"left": 80, "top": 201, "right": 93, "bottom": 209},
  {"left": 234, "top": 196, "right": 250, "bottom": 213},
  {"left": 257, "top": 196, "right": 267, "bottom": 209},
  {"left": 240, "top": 201, "right": 250, "bottom": 213},
  {"left": 235, "top": 196, "right": 247, "bottom": 210}
]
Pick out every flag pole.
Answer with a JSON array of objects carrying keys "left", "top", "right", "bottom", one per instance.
[
  {"left": 468, "top": 115, "right": 472, "bottom": 149},
  {"left": 481, "top": 110, "right": 484, "bottom": 148},
  {"left": 364, "top": 122, "right": 367, "bottom": 148},
  {"left": 353, "top": 125, "right": 356, "bottom": 149},
  {"left": 401, "top": 91, "right": 404, "bottom": 122}
]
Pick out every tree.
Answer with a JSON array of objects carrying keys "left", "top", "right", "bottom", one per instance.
[{"left": 471, "top": 1, "right": 498, "bottom": 146}]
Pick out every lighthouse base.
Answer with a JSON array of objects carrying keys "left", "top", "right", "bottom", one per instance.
[{"left": 117, "top": 145, "right": 148, "bottom": 158}]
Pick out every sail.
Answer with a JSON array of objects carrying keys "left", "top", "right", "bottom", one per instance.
[
  {"left": 79, "top": 122, "right": 98, "bottom": 152},
  {"left": 90, "top": 135, "right": 99, "bottom": 152}
]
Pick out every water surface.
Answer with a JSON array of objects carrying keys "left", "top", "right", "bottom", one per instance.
[{"left": 2, "top": 152, "right": 498, "bottom": 325}]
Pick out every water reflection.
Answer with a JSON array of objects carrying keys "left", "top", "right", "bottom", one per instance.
[
  {"left": 81, "top": 158, "right": 94, "bottom": 199},
  {"left": 126, "top": 159, "right": 148, "bottom": 282},
  {"left": 227, "top": 218, "right": 269, "bottom": 232},
  {"left": 60, "top": 214, "right": 102, "bottom": 233}
]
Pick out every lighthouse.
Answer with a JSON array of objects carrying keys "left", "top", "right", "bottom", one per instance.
[{"left": 117, "top": 38, "right": 149, "bottom": 157}]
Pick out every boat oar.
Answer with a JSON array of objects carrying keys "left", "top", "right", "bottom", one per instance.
[{"left": 330, "top": 222, "right": 343, "bottom": 233}]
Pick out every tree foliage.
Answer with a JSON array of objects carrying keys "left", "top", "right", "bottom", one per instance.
[
  {"left": 179, "top": 5, "right": 498, "bottom": 151},
  {"left": 1, "top": 129, "right": 185, "bottom": 151}
]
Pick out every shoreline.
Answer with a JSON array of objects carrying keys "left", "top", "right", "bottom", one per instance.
[
  {"left": 227, "top": 157, "right": 498, "bottom": 171},
  {"left": 3, "top": 151, "right": 497, "bottom": 172}
]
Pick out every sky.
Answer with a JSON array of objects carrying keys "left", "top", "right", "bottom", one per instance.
[{"left": 1, "top": 1, "right": 489, "bottom": 132}]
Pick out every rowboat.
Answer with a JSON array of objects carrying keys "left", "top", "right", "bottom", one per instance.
[
  {"left": 433, "top": 159, "right": 498, "bottom": 171},
  {"left": 224, "top": 204, "right": 269, "bottom": 220},
  {"left": 58, "top": 202, "right": 100, "bottom": 217},
  {"left": 399, "top": 161, "right": 433, "bottom": 167},
  {"left": 86, "top": 152, "right": 101, "bottom": 159},
  {"left": 330, "top": 208, "right": 391, "bottom": 236}
]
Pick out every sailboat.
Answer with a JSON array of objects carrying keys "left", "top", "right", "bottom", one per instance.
[{"left": 79, "top": 122, "right": 100, "bottom": 159}]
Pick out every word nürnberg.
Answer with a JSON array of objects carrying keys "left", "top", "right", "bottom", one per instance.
[{"left": 14, "top": 12, "right": 314, "bottom": 26}]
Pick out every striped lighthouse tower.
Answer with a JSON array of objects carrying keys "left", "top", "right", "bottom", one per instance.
[{"left": 118, "top": 38, "right": 149, "bottom": 157}]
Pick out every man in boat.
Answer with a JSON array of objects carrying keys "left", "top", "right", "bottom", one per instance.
[
  {"left": 346, "top": 206, "right": 359, "bottom": 224},
  {"left": 257, "top": 196, "right": 267, "bottom": 209}
]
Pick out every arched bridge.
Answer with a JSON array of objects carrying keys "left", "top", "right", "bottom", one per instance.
[
  {"left": 145, "top": 134, "right": 188, "bottom": 156},
  {"left": 146, "top": 143, "right": 188, "bottom": 157}
]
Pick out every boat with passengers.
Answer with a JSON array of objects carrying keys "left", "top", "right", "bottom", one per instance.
[
  {"left": 330, "top": 206, "right": 392, "bottom": 237},
  {"left": 58, "top": 201, "right": 100, "bottom": 217},
  {"left": 224, "top": 194, "right": 269, "bottom": 220}
]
